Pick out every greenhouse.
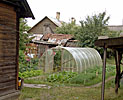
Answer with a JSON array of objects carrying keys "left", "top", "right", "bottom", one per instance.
[{"left": 39, "top": 46, "right": 102, "bottom": 73}]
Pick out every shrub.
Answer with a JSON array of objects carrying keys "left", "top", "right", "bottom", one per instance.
[
  {"left": 46, "top": 71, "right": 78, "bottom": 83},
  {"left": 19, "top": 70, "right": 43, "bottom": 78},
  {"left": 70, "top": 65, "right": 115, "bottom": 86}
]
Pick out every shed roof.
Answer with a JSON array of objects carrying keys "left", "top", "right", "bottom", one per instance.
[
  {"left": 1, "top": 0, "right": 35, "bottom": 19},
  {"left": 95, "top": 37, "right": 123, "bottom": 49},
  {"left": 41, "top": 33, "right": 74, "bottom": 45}
]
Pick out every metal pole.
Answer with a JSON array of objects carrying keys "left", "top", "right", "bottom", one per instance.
[{"left": 101, "top": 46, "right": 107, "bottom": 100}]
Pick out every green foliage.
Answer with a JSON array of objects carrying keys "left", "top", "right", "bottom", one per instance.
[
  {"left": 55, "top": 22, "right": 79, "bottom": 35},
  {"left": 55, "top": 12, "right": 120, "bottom": 57},
  {"left": 19, "top": 18, "right": 37, "bottom": 73},
  {"left": 19, "top": 18, "right": 31, "bottom": 51},
  {"left": 19, "top": 70, "right": 43, "bottom": 78},
  {"left": 70, "top": 65, "right": 115, "bottom": 86},
  {"left": 53, "top": 50, "right": 61, "bottom": 71},
  {"left": 24, "top": 65, "right": 116, "bottom": 86},
  {"left": 76, "top": 12, "right": 110, "bottom": 48},
  {"left": 46, "top": 71, "right": 78, "bottom": 83},
  {"left": 19, "top": 57, "right": 39, "bottom": 73}
]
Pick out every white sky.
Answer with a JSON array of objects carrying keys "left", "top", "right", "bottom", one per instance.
[{"left": 27, "top": 0, "right": 123, "bottom": 27}]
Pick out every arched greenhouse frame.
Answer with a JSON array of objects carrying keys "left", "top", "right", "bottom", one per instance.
[{"left": 39, "top": 47, "right": 102, "bottom": 73}]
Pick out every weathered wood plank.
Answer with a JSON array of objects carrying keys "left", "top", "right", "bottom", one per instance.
[
  {"left": 0, "top": 7, "right": 16, "bottom": 14},
  {"left": 0, "top": 80, "right": 15, "bottom": 88},
  {"left": 0, "top": 62, "right": 16, "bottom": 66},
  {"left": 0, "top": 33, "right": 16, "bottom": 40},
  {"left": 95, "top": 37, "right": 123, "bottom": 47},
  {"left": 1, "top": 68, "right": 16, "bottom": 74},
  {"left": 0, "top": 3, "right": 15, "bottom": 11},
  {"left": 0, "top": 85, "right": 16, "bottom": 94},
  {"left": 0, "top": 89, "right": 17, "bottom": 97},
  {"left": 0, "top": 20, "right": 16, "bottom": 28},
  {"left": 0, "top": 57, "right": 16, "bottom": 64},
  {"left": 0, "top": 49, "right": 16, "bottom": 56},
  {"left": 0, "top": 65, "right": 15, "bottom": 69},
  {"left": 0, "top": 15, "right": 16, "bottom": 23},
  {"left": 0, "top": 75, "right": 16, "bottom": 83},
  {"left": 0, "top": 2, "right": 17, "bottom": 96}
]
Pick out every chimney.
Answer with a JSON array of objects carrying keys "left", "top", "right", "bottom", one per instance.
[
  {"left": 56, "top": 12, "right": 60, "bottom": 20},
  {"left": 71, "top": 17, "right": 76, "bottom": 23}
]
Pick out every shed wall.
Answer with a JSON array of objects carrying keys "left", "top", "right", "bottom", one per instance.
[{"left": 0, "top": 3, "right": 17, "bottom": 97}]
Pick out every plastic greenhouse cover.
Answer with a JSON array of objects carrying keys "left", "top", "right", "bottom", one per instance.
[
  {"left": 61, "top": 47, "right": 102, "bottom": 72},
  {"left": 40, "top": 46, "right": 102, "bottom": 73}
]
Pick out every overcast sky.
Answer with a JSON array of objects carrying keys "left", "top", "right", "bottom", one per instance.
[{"left": 27, "top": 0, "right": 123, "bottom": 27}]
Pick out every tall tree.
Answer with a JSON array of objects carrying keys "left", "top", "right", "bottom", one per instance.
[
  {"left": 19, "top": 18, "right": 31, "bottom": 51},
  {"left": 76, "top": 12, "right": 110, "bottom": 48},
  {"left": 55, "top": 21, "right": 79, "bottom": 35}
]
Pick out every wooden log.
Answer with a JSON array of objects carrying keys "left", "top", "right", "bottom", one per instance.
[
  {"left": 0, "top": 74, "right": 16, "bottom": 83},
  {"left": 0, "top": 3, "right": 15, "bottom": 11},
  {"left": 0, "top": 33, "right": 16, "bottom": 40},
  {"left": 0, "top": 61, "right": 16, "bottom": 66},
  {"left": 0, "top": 80, "right": 15, "bottom": 88},
  {"left": 0, "top": 85, "right": 16, "bottom": 96},
  {"left": 0, "top": 2, "right": 18, "bottom": 96}
]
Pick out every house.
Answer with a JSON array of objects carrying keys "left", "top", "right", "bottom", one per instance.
[
  {"left": 28, "top": 12, "right": 62, "bottom": 40},
  {"left": 0, "top": 0, "right": 34, "bottom": 100},
  {"left": 33, "top": 33, "right": 78, "bottom": 57}
]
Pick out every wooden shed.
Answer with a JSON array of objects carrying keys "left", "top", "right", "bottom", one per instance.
[
  {"left": 0, "top": 0, "right": 34, "bottom": 100},
  {"left": 95, "top": 36, "right": 123, "bottom": 100}
]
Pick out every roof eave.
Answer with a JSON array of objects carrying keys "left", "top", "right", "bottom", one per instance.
[{"left": 1, "top": 0, "right": 35, "bottom": 19}]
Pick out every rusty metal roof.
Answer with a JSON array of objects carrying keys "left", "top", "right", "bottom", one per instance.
[{"left": 41, "top": 33, "right": 74, "bottom": 45}]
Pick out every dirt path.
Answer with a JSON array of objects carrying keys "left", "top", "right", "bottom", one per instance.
[
  {"left": 23, "top": 83, "right": 51, "bottom": 89},
  {"left": 85, "top": 76, "right": 115, "bottom": 88},
  {"left": 24, "top": 76, "right": 115, "bottom": 89}
]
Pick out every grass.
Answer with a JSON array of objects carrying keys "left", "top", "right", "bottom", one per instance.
[
  {"left": 19, "top": 80, "right": 123, "bottom": 100},
  {"left": 19, "top": 57, "right": 123, "bottom": 100},
  {"left": 24, "top": 65, "right": 116, "bottom": 86}
]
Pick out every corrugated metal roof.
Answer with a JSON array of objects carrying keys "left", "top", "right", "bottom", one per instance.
[
  {"left": 41, "top": 33, "right": 73, "bottom": 45},
  {"left": 33, "top": 41, "right": 58, "bottom": 45},
  {"left": 29, "top": 34, "right": 43, "bottom": 41}
]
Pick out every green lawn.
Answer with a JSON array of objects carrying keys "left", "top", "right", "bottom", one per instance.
[
  {"left": 19, "top": 57, "right": 123, "bottom": 100},
  {"left": 19, "top": 81, "right": 123, "bottom": 100}
]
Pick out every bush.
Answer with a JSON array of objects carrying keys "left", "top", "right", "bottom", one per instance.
[
  {"left": 46, "top": 71, "right": 78, "bottom": 83},
  {"left": 70, "top": 65, "right": 115, "bottom": 86},
  {"left": 19, "top": 70, "right": 43, "bottom": 78}
]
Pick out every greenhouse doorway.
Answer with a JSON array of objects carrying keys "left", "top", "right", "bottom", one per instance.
[{"left": 53, "top": 49, "right": 62, "bottom": 72}]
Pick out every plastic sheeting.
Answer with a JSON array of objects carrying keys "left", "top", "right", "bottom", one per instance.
[{"left": 39, "top": 47, "right": 102, "bottom": 73}]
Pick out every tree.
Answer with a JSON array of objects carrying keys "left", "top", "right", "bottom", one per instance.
[
  {"left": 55, "top": 21, "right": 79, "bottom": 35},
  {"left": 76, "top": 12, "right": 110, "bottom": 48},
  {"left": 19, "top": 18, "right": 31, "bottom": 70},
  {"left": 19, "top": 18, "right": 37, "bottom": 72},
  {"left": 19, "top": 18, "right": 31, "bottom": 51}
]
